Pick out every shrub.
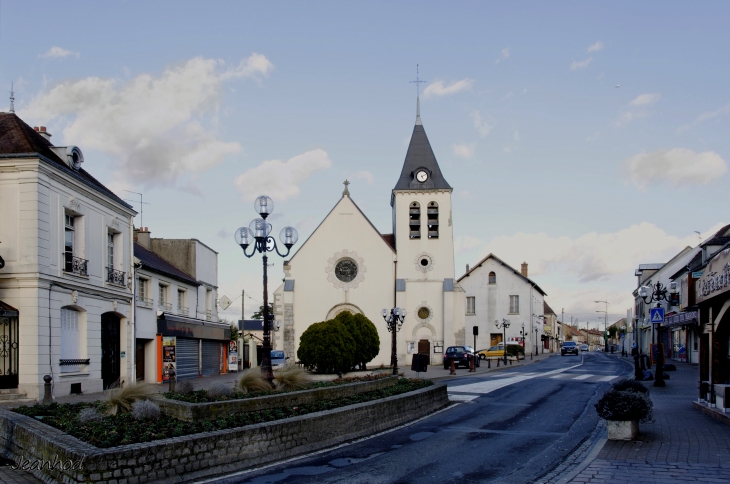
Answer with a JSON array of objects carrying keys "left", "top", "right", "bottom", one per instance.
[
  {"left": 611, "top": 378, "right": 649, "bottom": 394},
  {"left": 175, "top": 379, "right": 195, "bottom": 395},
  {"left": 105, "top": 381, "right": 156, "bottom": 415},
  {"left": 207, "top": 381, "right": 234, "bottom": 399},
  {"left": 237, "top": 370, "right": 272, "bottom": 393},
  {"left": 506, "top": 345, "right": 525, "bottom": 357},
  {"left": 334, "top": 312, "right": 380, "bottom": 370},
  {"left": 131, "top": 400, "right": 161, "bottom": 421},
  {"left": 595, "top": 390, "right": 653, "bottom": 423},
  {"left": 274, "top": 365, "right": 311, "bottom": 392},
  {"left": 77, "top": 407, "right": 102, "bottom": 424},
  {"left": 297, "top": 319, "right": 356, "bottom": 374}
]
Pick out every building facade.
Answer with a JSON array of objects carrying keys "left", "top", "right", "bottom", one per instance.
[{"left": 0, "top": 114, "right": 136, "bottom": 399}]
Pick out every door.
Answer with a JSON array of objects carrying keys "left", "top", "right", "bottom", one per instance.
[
  {"left": 418, "top": 340, "right": 430, "bottom": 357},
  {"left": 201, "top": 340, "right": 221, "bottom": 376},
  {"left": 0, "top": 314, "right": 19, "bottom": 389},
  {"left": 176, "top": 338, "right": 199, "bottom": 380},
  {"left": 135, "top": 340, "right": 145, "bottom": 382},
  {"left": 490, "top": 333, "right": 502, "bottom": 347},
  {"left": 101, "top": 313, "right": 120, "bottom": 389}
]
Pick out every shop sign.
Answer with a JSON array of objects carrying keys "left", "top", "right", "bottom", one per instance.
[
  {"left": 696, "top": 248, "right": 730, "bottom": 304},
  {"left": 661, "top": 310, "right": 698, "bottom": 328},
  {"left": 543, "top": 325, "right": 552, "bottom": 334},
  {"left": 162, "top": 336, "right": 176, "bottom": 383}
]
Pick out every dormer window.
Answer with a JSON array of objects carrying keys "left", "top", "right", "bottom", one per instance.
[
  {"left": 409, "top": 202, "right": 421, "bottom": 239},
  {"left": 427, "top": 201, "right": 439, "bottom": 239}
]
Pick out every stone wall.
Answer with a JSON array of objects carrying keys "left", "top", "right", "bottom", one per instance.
[
  {"left": 0, "top": 383, "right": 448, "bottom": 483},
  {"left": 158, "top": 376, "right": 398, "bottom": 421}
]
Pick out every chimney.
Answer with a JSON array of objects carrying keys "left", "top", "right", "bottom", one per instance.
[
  {"left": 37, "top": 126, "right": 52, "bottom": 141},
  {"left": 521, "top": 262, "right": 528, "bottom": 278},
  {"left": 134, "top": 226, "right": 151, "bottom": 249}
]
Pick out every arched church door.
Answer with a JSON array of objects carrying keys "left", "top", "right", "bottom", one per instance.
[
  {"left": 101, "top": 313, "right": 121, "bottom": 389},
  {"left": 418, "top": 340, "right": 430, "bottom": 359}
]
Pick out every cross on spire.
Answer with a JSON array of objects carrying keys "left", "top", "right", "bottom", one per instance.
[
  {"left": 9, "top": 83, "right": 14, "bottom": 113},
  {"left": 410, "top": 64, "right": 426, "bottom": 122},
  {"left": 342, "top": 179, "right": 350, "bottom": 197}
]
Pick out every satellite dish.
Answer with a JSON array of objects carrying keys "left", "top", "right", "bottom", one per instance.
[{"left": 218, "top": 295, "right": 232, "bottom": 311}]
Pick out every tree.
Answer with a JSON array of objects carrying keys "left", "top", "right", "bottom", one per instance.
[
  {"left": 251, "top": 303, "right": 274, "bottom": 320},
  {"left": 230, "top": 324, "right": 239, "bottom": 341},
  {"left": 297, "top": 319, "right": 356, "bottom": 374},
  {"left": 608, "top": 326, "right": 618, "bottom": 339},
  {"left": 334, "top": 312, "right": 380, "bottom": 370}
]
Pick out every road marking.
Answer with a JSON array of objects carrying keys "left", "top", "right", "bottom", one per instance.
[
  {"left": 448, "top": 363, "right": 582, "bottom": 395},
  {"left": 448, "top": 394, "right": 480, "bottom": 402},
  {"left": 572, "top": 374, "right": 593, "bottom": 380},
  {"left": 596, "top": 375, "right": 619, "bottom": 382}
]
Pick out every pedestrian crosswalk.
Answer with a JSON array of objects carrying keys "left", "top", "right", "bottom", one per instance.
[{"left": 547, "top": 373, "right": 620, "bottom": 383}]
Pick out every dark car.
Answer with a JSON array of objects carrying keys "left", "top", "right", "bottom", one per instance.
[
  {"left": 561, "top": 341, "right": 579, "bottom": 356},
  {"left": 443, "top": 345, "right": 480, "bottom": 369}
]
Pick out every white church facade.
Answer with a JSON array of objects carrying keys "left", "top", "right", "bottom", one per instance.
[{"left": 273, "top": 106, "right": 466, "bottom": 367}]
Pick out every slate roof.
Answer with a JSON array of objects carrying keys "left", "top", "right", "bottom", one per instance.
[
  {"left": 0, "top": 113, "right": 132, "bottom": 209},
  {"left": 392, "top": 118, "right": 451, "bottom": 192},
  {"left": 381, "top": 234, "right": 396, "bottom": 252},
  {"left": 701, "top": 224, "right": 730, "bottom": 247},
  {"left": 457, "top": 253, "right": 548, "bottom": 296},
  {"left": 544, "top": 301, "right": 556, "bottom": 316},
  {"left": 134, "top": 242, "right": 200, "bottom": 285}
]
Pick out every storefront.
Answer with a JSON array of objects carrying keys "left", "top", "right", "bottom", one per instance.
[
  {"left": 156, "top": 313, "right": 230, "bottom": 382},
  {"left": 662, "top": 310, "right": 698, "bottom": 363}
]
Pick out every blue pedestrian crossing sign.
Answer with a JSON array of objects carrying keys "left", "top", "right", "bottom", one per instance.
[{"left": 650, "top": 307, "right": 665, "bottom": 323}]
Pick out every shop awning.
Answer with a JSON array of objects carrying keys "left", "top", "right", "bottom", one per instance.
[
  {"left": 157, "top": 313, "right": 231, "bottom": 341},
  {"left": 661, "top": 310, "right": 698, "bottom": 329}
]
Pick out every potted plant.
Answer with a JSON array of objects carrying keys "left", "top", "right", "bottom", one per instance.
[{"left": 595, "top": 379, "right": 653, "bottom": 440}]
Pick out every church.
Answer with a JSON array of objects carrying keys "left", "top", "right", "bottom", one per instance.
[{"left": 272, "top": 101, "right": 466, "bottom": 368}]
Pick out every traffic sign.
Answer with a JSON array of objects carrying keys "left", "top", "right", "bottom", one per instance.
[{"left": 650, "top": 307, "right": 664, "bottom": 323}]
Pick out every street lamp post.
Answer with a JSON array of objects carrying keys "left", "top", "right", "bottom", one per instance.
[
  {"left": 621, "top": 325, "right": 627, "bottom": 356},
  {"left": 638, "top": 282, "right": 678, "bottom": 388},
  {"left": 595, "top": 300, "right": 609, "bottom": 352},
  {"left": 382, "top": 307, "right": 406, "bottom": 375},
  {"left": 234, "top": 196, "right": 299, "bottom": 385},
  {"left": 496, "top": 319, "right": 510, "bottom": 365},
  {"left": 533, "top": 314, "right": 545, "bottom": 355}
]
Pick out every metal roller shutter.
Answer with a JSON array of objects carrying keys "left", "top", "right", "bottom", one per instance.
[
  {"left": 201, "top": 340, "right": 221, "bottom": 376},
  {"left": 176, "top": 338, "right": 199, "bottom": 380}
]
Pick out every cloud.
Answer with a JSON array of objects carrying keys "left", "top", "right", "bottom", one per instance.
[
  {"left": 570, "top": 57, "right": 593, "bottom": 70},
  {"left": 629, "top": 93, "right": 661, "bottom": 106},
  {"left": 677, "top": 103, "right": 730, "bottom": 133},
  {"left": 40, "top": 46, "right": 80, "bottom": 59},
  {"left": 452, "top": 143, "right": 475, "bottom": 159},
  {"left": 587, "top": 41, "right": 604, "bottom": 53},
  {"left": 455, "top": 235, "right": 482, "bottom": 254},
  {"left": 21, "top": 54, "right": 273, "bottom": 188},
  {"left": 472, "top": 111, "right": 494, "bottom": 137},
  {"left": 423, "top": 78, "right": 474, "bottom": 97},
  {"left": 350, "top": 170, "right": 374, "bottom": 185},
  {"left": 459, "top": 190, "right": 474, "bottom": 200},
  {"left": 234, "top": 149, "right": 332, "bottom": 202},
  {"left": 495, "top": 47, "right": 510, "bottom": 64},
  {"left": 623, "top": 148, "right": 727, "bottom": 188}
]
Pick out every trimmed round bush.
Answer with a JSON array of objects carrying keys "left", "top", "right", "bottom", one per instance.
[
  {"left": 611, "top": 378, "right": 649, "bottom": 394},
  {"left": 131, "top": 400, "right": 161, "bottom": 421},
  {"left": 298, "top": 319, "right": 356, "bottom": 374},
  {"left": 334, "top": 312, "right": 380, "bottom": 370},
  {"left": 595, "top": 390, "right": 653, "bottom": 423}
]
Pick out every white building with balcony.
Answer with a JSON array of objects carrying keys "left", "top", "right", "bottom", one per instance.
[
  {"left": 0, "top": 113, "right": 136, "bottom": 399},
  {"left": 133, "top": 228, "right": 229, "bottom": 383},
  {"left": 457, "top": 255, "right": 546, "bottom": 353}
]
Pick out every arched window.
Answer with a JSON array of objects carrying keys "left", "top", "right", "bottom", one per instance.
[
  {"left": 427, "top": 201, "right": 439, "bottom": 239},
  {"left": 488, "top": 271, "right": 496, "bottom": 284},
  {"left": 409, "top": 202, "right": 421, "bottom": 239}
]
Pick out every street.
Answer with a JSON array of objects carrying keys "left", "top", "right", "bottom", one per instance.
[{"left": 204, "top": 352, "right": 632, "bottom": 484}]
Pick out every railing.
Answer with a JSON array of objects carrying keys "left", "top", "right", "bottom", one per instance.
[
  {"left": 106, "top": 267, "right": 126, "bottom": 286},
  {"left": 59, "top": 359, "right": 90, "bottom": 366},
  {"left": 136, "top": 296, "right": 153, "bottom": 307},
  {"left": 205, "top": 309, "right": 212, "bottom": 320},
  {"left": 63, "top": 253, "right": 88, "bottom": 277},
  {"left": 159, "top": 302, "right": 172, "bottom": 311}
]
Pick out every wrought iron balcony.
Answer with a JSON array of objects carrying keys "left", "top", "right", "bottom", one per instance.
[
  {"left": 63, "top": 253, "right": 88, "bottom": 277},
  {"left": 106, "top": 267, "right": 126, "bottom": 286},
  {"left": 59, "top": 358, "right": 90, "bottom": 366},
  {"left": 136, "top": 296, "right": 153, "bottom": 307},
  {"left": 177, "top": 306, "right": 189, "bottom": 315},
  {"left": 159, "top": 301, "right": 172, "bottom": 311}
]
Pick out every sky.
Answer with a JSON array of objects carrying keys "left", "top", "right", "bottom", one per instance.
[{"left": 2, "top": 1, "right": 728, "bottom": 329}]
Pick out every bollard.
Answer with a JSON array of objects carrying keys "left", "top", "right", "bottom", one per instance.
[
  {"left": 497, "top": 357, "right": 500, "bottom": 367},
  {"left": 469, "top": 355, "right": 475, "bottom": 372},
  {"left": 634, "top": 355, "right": 642, "bottom": 380},
  {"left": 42, "top": 375, "right": 53, "bottom": 405},
  {"left": 487, "top": 358, "right": 491, "bottom": 368},
  {"left": 509, "top": 358, "right": 512, "bottom": 366},
  {"left": 449, "top": 359, "right": 456, "bottom": 375}
]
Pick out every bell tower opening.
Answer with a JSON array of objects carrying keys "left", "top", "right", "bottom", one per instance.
[{"left": 409, "top": 202, "right": 421, "bottom": 239}]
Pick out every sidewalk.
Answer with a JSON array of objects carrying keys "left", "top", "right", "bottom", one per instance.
[
  {"left": 567, "top": 356, "right": 730, "bottom": 483},
  {"left": 401, "top": 350, "right": 555, "bottom": 380}
]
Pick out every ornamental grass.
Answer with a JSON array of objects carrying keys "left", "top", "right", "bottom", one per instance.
[
  {"left": 237, "top": 370, "right": 272, "bottom": 394},
  {"left": 105, "top": 381, "right": 156, "bottom": 415},
  {"left": 273, "top": 365, "right": 311, "bottom": 392}
]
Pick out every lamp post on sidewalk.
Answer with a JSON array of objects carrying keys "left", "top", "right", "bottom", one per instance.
[
  {"left": 638, "top": 282, "right": 678, "bottom": 388},
  {"left": 496, "top": 319, "right": 510, "bottom": 366},
  {"left": 382, "top": 307, "right": 406, "bottom": 375},
  {"left": 595, "top": 300, "right": 609, "bottom": 352}
]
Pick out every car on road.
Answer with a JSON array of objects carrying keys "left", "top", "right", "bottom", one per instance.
[
  {"left": 270, "top": 350, "right": 288, "bottom": 368},
  {"left": 561, "top": 341, "right": 579, "bottom": 356},
  {"left": 477, "top": 343, "right": 524, "bottom": 360},
  {"left": 580, "top": 344, "right": 589, "bottom": 352},
  {"left": 443, "top": 346, "right": 480, "bottom": 369}
]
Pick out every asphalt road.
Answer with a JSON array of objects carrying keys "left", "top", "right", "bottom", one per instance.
[{"left": 204, "top": 352, "right": 633, "bottom": 484}]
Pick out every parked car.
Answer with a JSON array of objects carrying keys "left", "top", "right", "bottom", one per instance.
[
  {"left": 581, "top": 344, "right": 589, "bottom": 352},
  {"left": 561, "top": 341, "right": 579, "bottom": 356},
  {"left": 443, "top": 346, "right": 480, "bottom": 369},
  {"left": 270, "top": 350, "right": 288, "bottom": 368},
  {"left": 477, "top": 343, "right": 524, "bottom": 359}
]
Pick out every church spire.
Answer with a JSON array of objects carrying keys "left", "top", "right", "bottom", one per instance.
[
  {"left": 9, "top": 83, "right": 14, "bottom": 113},
  {"left": 410, "top": 64, "right": 426, "bottom": 127}
]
